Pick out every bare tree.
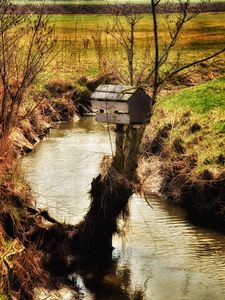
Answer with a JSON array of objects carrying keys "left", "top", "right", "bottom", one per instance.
[
  {"left": 0, "top": 0, "right": 56, "bottom": 136},
  {"left": 92, "top": 26, "right": 108, "bottom": 73},
  {"left": 107, "top": 9, "right": 143, "bottom": 86},
  {"left": 149, "top": 0, "right": 225, "bottom": 104},
  {"left": 108, "top": 0, "right": 225, "bottom": 181}
]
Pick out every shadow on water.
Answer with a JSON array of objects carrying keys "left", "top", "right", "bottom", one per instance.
[
  {"left": 59, "top": 117, "right": 108, "bottom": 134},
  {"left": 69, "top": 253, "right": 147, "bottom": 300},
  {"left": 49, "top": 117, "right": 107, "bottom": 140}
]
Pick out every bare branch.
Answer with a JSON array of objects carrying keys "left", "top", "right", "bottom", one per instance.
[
  {"left": 107, "top": 12, "right": 143, "bottom": 86},
  {"left": 0, "top": 0, "right": 56, "bottom": 135},
  {"left": 151, "top": 0, "right": 160, "bottom": 103},
  {"left": 161, "top": 46, "right": 225, "bottom": 84}
]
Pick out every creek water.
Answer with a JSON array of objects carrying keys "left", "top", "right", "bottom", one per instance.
[{"left": 21, "top": 117, "right": 225, "bottom": 300}]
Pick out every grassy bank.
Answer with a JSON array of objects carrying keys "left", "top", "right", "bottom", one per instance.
[
  {"left": 149, "top": 76, "right": 225, "bottom": 175},
  {"left": 143, "top": 76, "right": 225, "bottom": 223}
]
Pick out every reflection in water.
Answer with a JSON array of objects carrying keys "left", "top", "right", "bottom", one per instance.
[
  {"left": 70, "top": 254, "right": 148, "bottom": 300},
  {"left": 21, "top": 117, "right": 225, "bottom": 300},
  {"left": 69, "top": 248, "right": 148, "bottom": 300}
]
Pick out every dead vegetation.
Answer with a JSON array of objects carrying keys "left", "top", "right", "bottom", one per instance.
[
  {"left": 0, "top": 158, "right": 49, "bottom": 299},
  {"left": 0, "top": 240, "right": 47, "bottom": 300},
  {"left": 0, "top": 78, "right": 78, "bottom": 298},
  {"left": 0, "top": 155, "right": 79, "bottom": 298},
  {"left": 7, "top": 80, "right": 76, "bottom": 155},
  {"left": 160, "top": 59, "right": 225, "bottom": 95}
]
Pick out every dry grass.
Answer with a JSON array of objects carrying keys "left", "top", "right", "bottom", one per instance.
[
  {"left": 0, "top": 139, "right": 15, "bottom": 185},
  {"left": 0, "top": 182, "right": 48, "bottom": 299},
  {"left": 0, "top": 239, "right": 46, "bottom": 299},
  {"left": 0, "top": 81, "right": 78, "bottom": 298},
  {"left": 40, "top": 13, "right": 225, "bottom": 84}
]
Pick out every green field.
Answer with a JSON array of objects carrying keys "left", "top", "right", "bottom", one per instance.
[{"left": 43, "top": 13, "right": 225, "bottom": 83}]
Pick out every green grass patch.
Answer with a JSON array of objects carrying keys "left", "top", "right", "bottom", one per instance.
[
  {"left": 215, "top": 120, "right": 225, "bottom": 133},
  {"left": 151, "top": 77, "right": 225, "bottom": 175},
  {"left": 163, "top": 77, "right": 225, "bottom": 114}
]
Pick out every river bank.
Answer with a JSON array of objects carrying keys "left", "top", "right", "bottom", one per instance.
[
  {"left": 0, "top": 79, "right": 78, "bottom": 299},
  {"left": 0, "top": 66, "right": 225, "bottom": 298},
  {"left": 141, "top": 74, "right": 225, "bottom": 227}
]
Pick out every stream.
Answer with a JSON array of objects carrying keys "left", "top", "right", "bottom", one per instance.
[{"left": 21, "top": 117, "right": 225, "bottom": 300}]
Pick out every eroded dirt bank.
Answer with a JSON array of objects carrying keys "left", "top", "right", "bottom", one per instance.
[
  {"left": 140, "top": 120, "right": 225, "bottom": 228},
  {"left": 0, "top": 80, "right": 76, "bottom": 299},
  {"left": 141, "top": 153, "right": 225, "bottom": 227}
]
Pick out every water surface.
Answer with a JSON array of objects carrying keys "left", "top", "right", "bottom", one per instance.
[{"left": 21, "top": 117, "right": 225, "bottom": 300}]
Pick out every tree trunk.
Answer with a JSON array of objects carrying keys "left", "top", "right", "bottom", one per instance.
[
  {"left": 74, "top": 171, "right": 133, "bottom": 255},
  {"left": 74, "top": 121, "right": 148, "bottom": 255}
]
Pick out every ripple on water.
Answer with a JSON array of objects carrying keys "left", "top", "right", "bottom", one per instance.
[{"left": 21, "top": 118, "right": 225, "bottom": 300}]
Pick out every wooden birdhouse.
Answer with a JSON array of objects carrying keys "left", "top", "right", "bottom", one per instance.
[{"left": 91, "top": 84, "right": 151, "bottom": 125}]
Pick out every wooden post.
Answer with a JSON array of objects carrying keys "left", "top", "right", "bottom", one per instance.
[
  {"left": 112, "top": 124, "right": 125, "bottom": 174},
  {"left": 124, "top": 125, "right": 141, "bottom": 182},
  {"left": 112, "top": 124, "right": 146, "bottom": 182}
]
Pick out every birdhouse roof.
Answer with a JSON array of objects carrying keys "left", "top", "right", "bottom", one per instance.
[{"left": 91, "top": 84, "right": 138, "bottom": 102}]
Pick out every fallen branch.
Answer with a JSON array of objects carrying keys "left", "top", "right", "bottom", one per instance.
[{"left": 25, "top": 205, "right": 61, "bottom": 225}]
